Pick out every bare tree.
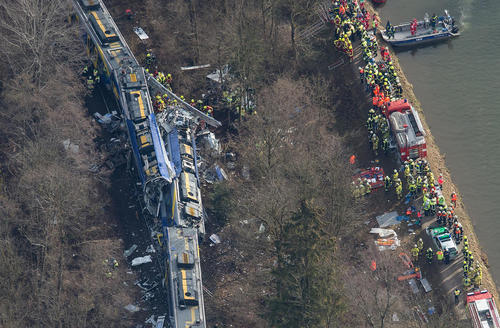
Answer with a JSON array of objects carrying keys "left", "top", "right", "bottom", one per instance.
[
  {"left": 345, "top": 247, "right": 404, "bottom": 328},
  {"left": 0, "top": 0, "right": 84, "bottom": 87}
]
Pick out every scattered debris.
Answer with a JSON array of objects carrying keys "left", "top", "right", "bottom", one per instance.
[
  {"left": 124, "top": 244, "right": 138, "bottom": 258},
  {"left": 370, "top": 228, "right": 400, "bottom": 250},
  {"left": 197, "top": 130, "right": 221, "bottom": 154},
  {"left": 124, "top": 304, "right": 140, "bottom": 313},
  {"left": 369, "top": 228, "right": 396, "bottom": 238},
  {"left": 225, "top": 152, "right": 236, "bottom": 161},
  {"left": 145, "top": 315, "right": 156, "bottom": 326},
  {"left": 156, "top": 315, "right": 166, "bottom": 328},
  {"left": 408, "top": 279, "right": 419, "bottom": 294},
  {"left": 133, "top": 27, "right": 149, "bottom": 40},
  {"left": 376, "top": 211, "right": 399, "bottom": 228},
  {"left": 94, "top": 112, "right": 121, "bottom": 132},
  {"left": 392, "top": 313, "right": 400, "bottom": 322},
  {"left": 203, "top": 164, "right": 228, "bottom": 183},
  {"left": 258, "top": 223, "right": 266, "bottom": 234},
  {"left": 420, "top": 278, "right": 432, "bottom": 292},
  {"left": 209, "top": 234, "right": 221, "bottom": 244},
  {"left": 180, "top": 64, "right": 211, "bottom": 71},
  {"left": 146, "top": 244, "right": 156, "bottom": 253},
  {"left": 131, "top": 255, "right": 152, "bottom": 266},
  {"left": 62, "top": 139, "right": 79, "bottom": 154},
  {"left": 206, "top": 65, "right": 229, "bottom": 83}
]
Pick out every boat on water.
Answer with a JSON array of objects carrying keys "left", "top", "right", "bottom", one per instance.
[
  {"left": 372, "top": 0, "right": 386, "bottom": 4},
  {"left": 381, "top": 10, "right": 460, "bottom": 47}
]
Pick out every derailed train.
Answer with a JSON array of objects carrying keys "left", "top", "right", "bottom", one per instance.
[{"left": 71, "top": 1, "right": 220, "bottom": 327}]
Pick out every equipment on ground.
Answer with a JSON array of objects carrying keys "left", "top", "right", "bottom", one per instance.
[{"left": 353, "top": 167, "right": 385, "bottom": 189}]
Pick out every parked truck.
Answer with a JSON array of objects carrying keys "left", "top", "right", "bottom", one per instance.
[{"left": 384, "top": 99, "right": 427, "bottom": 162}]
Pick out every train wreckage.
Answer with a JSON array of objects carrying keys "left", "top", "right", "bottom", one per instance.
[{"left": 72, "top": 0, "right": 220, "bottom": 327}]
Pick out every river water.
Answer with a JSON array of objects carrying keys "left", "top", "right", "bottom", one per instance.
[{"left": 376, "top": 0, "right": 500, "bottom": 287}]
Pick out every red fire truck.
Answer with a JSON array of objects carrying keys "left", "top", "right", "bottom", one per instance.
[
  {"left": 384, "top": 99, "right": 427, "bottom": 162},
  {"left": 466, "top": 290, "right": 500, "bottom": 328}
]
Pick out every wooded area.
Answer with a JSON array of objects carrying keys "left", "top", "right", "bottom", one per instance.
[{"left": 0, "top": 1, "right": 135, "bottom": 326}]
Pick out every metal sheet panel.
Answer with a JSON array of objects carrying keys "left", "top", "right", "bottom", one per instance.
[{"left": 149, "top": 114, "right": 173, "bottom": 182}]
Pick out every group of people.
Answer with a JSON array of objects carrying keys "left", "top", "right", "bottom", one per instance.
[
  {"left": 462, "top": 236, "right": 483, "bottom": 288},
  {"left": 82, "top": 64, "right": 101, "bottom": 90},
  {"left": 332, "top": 1, "right": 483, "bottom": 295},
  {"left": 352, "top": 177, "right": 373, "bottom": 198},
  {"left": 330, "top": 0, "right": 381, "bottom": 60}
]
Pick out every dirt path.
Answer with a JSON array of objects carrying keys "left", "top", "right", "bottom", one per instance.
[{"left": 345, "top": 1, "right": 500, "bottom": 316}]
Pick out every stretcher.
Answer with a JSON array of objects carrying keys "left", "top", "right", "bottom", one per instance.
[{"left": 353, "top": 167, "right": 385, "bottom": 189}]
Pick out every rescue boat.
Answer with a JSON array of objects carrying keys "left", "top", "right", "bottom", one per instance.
[
  {"left": 372, "top": 0, "right": 386, "bottom": 4},
  {"left": 381, "top": 10, "right": 460, "bottom": 47}
]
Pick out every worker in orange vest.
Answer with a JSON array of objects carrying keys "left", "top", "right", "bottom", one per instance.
[
  {"left": 372, "top": 95, "right": 379, "bottom": 108},
  {"left": 451, "top": 192, "right": 458, "bottom": 207}
]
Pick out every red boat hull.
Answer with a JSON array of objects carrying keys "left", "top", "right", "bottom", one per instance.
[{"left": 372, "top": 0, "right": 386, "bottom": 3}]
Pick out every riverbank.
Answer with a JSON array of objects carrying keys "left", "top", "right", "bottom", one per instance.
[{"left": 367, "top": 1, "right": 500, "bottom": 307}]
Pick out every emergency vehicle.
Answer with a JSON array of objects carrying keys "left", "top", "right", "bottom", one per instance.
[
  {"left": 467, "top": 290, "right": 500, "bottom": 328},
  {"left": 385, "top": 99, "right": 427, "bottom": 162}
]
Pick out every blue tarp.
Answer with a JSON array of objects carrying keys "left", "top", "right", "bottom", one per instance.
[
  {"left": 168, "top": 129, "right": 182, "bottom": 177},
  {"left": 149, "top": 114, "right": 172, "bottom": 182},
  {"left": 126, "top": 120, "right": 146, "bottom": 184}
]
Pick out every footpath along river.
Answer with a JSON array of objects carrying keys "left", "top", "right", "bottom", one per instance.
[{"left": 375, "top": 0, "right": 500, "bottom": 288}]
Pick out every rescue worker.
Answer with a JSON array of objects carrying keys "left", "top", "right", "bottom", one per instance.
[
  {"left": 429, "top": 196, "right": 437, "bottom": 215},
  {"left": 417, "top": 238, "right": 424, "bottom": 252},
  {"left": 423, "top": 197, "right": 431, "bottom": 216},
  {"left": 384, "top": 175, "right": 391, "bottom": 192},
  {"left": 395, "top": 181, "right": 403, "bottom": 200},
  {"left": 371, "top": 133, "right": 379, "bottom": 155},
  {"left": 364, "top": 179, "right": 371, "bottom": 196},
  {"left": 87, "top": 75, "right": 94, "bottom": 90},
  {"left": 382, "top": 137, "right": 389, "bottom": 155},
  {"left": 444, "top": 249, "right": 450, "bottom": 264},
  {"left": 426, "top": 247, "right": 434, "bottom": 264},
  {"left": 464, "top": 276, "right": 471, "bottom": 288},
  {"left": 430, "top": 13, "right": 438, "bottom": 32},
  {"left": 473, "top": 273, "right": 482, "bottom": 288},
  {"left": 436, "top": 249, "right": 444, "bottom": 263},
  {"left": 463, "top": 260, "right": 469, "bottom": 276},
  {"left": 82, "top": 64, "right": 89, "bottom": 76},
  {"left": 451, "top": 192, "right": 458, "bottom": 207},
  {"left": 408, "top": 179, "right": 416, "bottom": 196},
  {"left": 416, "top": 211, "right": 422, "bottom": 227},
  {"left": 392, "top": 169, "right": 399, "bottom": 181},
  {"left": 411, "top": 244, "right": 420, "bottom": 261},
  {"left": 454, "top": 288, "right": 461, "bottom": 305},
  {"left": 93, "top": 68, "right": 98, "bottom": 77}
]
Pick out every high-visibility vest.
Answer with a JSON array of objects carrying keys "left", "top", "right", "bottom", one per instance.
[{"left": 436, "top": 251, "right": 444, "bottom": 261}]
